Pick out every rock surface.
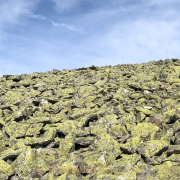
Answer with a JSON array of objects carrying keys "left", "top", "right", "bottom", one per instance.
[{"left": 1, "top": 59, "right": 180, "bottom": 179}]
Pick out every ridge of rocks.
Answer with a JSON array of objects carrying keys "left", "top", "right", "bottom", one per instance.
[{"left": 1, "top": 58, "right": 180, "bottom": 179}]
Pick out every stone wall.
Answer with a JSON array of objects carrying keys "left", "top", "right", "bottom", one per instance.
[{"left": 1, "top": 58, "right": 180, "bottom": 179}]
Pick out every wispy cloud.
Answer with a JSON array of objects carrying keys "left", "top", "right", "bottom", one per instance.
[
  {"left": 25, "top": 11, "right": 86, "bottom": 33},
  {"left": 24, "top": 10, "right": 47, "bottom": 20},
  {"left": 0, "top": 0, "right": 40, "bottom": 25},
  {"left": 48, "top": 20, "right": 86, "bottom": 33},
  {"left": 0, "top": 0, "right": 86, "bottom": 37}
]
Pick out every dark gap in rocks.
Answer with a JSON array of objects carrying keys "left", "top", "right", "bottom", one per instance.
[
  {"left": 81, "top": 173, "right": 88, "bottom": 176},
  {"left": 7, "top": 107, "right": 13, "bottom": 111},
  {"left": 128, "top": 96, "right": 135, "bottom": 100},
  {"left": 33, "top": 129, "right": 46, "bottom": 138},
  {"left": 115, "top": 155, "right": 122, "bottom": 160},
  {"left": 4, "top": 131, "right": 10, "bottom": 138},
  {"left": 39, "top": 128, "right": 46, "bottom": 134},
  {"left": 31, "top": 140, "right": 53, "bottom": 147},
  {"left": 125, "top": 124, "right": 131, "bottom": 134},
  {"left": 89, "top": 133, "right": 96, "bottom": 137},
  {"left": 141, "top": 154, "right": 147, "bottom": 163},
  {"left": 42, "top": 121, "right": 52, "bottom": 127},
  {"left": 83, "top": 115, "right": 98, "bottom": 127},
  {"left": 168, "top": 114, "right": 179, "bottom": 124},
  {"left": 0, "top": 123, "right": 3, "bottom": 129},
  {"left": 64, "top": 97, "right": 72, "bottom": 100},
  {"left": 14, "top": 116, "right": 27, "bottom": 122},
  {"left": 153, "top": 147, "right": 169, "bottom": 156},
  {"left": 104, "top": 99, "right": 112, "bottom": 102},
  {"left": 74, "top": 143, "right": 89, "bottom": 151},
  {"left": 24, "top": 85, "right": 30, "bottom": 88},
  {"left": 47, "top": 99, "right": 58, "bottom": 104},
  {"left": 32, "top": 100, "right": 41, "bottom": 106},
  {"left": 51, "top": 143, "right": 59, "bottom": 149},
  {"left": 11, "top": 85, "right": 16, "bottom": 89},
  {"left": 121, "top": 140, "right": 127, "bottom": 144},
  {"left": 128, "top": 85, "right": 142, "bottom": 92},
  {"left": 167, "top": 152, "right": 172, "bottom": 157},
  {"left": 16, "top": 136, "right": 26, "bottom": 139},
  {"left": 57, "top": 132, "right": 66, "bottom": 138},
  {"left": 64, "top": 111, "right": 69, "bottom": 115},
  {"left": 7, "top": 174, "right": 15, "bottom": 180},
  {"left": 41, "top": 171, "right": 50, "bottom": 178},
  {"left": 33, "top": 86, "right": 38, "bottom": 90},
  {"left": 4, "top": 155, "right": 18, "bottom": 161},
  {"left": 120, "top": 147, "right": 133, "bottom": 154},
  {"left": 122, "top": 138, "right": 128, "bottom": 144},
  {"left": 39, "top": 90, "right": 46, "bottom": 93},
  {"left": 136, "top": 151, "right": 140, "bottom": 154},
  {"left": 170, "top": 139, "right": 176, "bottom": 145},
  {"left": 12, "top": 79, "right": 21, "bottom": 82},
  {"left": 71, "top": 105, "right": 79, "bottom": 109}
]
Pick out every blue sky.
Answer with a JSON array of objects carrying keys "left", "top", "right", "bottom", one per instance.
[{"left": 0, "top": 0, "right": 180, "bottom": 77}]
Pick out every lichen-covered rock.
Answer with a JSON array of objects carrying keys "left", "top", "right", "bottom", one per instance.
[{"left": 1, "top": 59, "right": 180, "bottom": 179}]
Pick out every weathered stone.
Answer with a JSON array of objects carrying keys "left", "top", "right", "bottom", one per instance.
[{"left": 1, "top": 59, "right": 180, "bottom": 179}]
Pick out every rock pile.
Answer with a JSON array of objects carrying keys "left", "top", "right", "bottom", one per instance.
[{"left": 1, "top": 58, "right": 180, "bottom": 179}]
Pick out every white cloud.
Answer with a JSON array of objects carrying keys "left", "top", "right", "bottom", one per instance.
[
  {"left": 0, "top": 0, "right": 41, "bottom": 55},
  {"left": 27, "top": 12, "right": 47, "bottom": 20},
  {"left": 0, "top": 0, "right": 85, "bottom": 33},
  {"left": 49, "top": 20, "right": 86, "bottom": 33},
  {"left": 0, "top": 0, "right": 40, "bottom": 25}
]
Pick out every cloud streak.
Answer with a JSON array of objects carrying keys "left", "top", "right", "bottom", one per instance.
[{"left": 48, "top": 20, "right": 86, "bottom": 33}]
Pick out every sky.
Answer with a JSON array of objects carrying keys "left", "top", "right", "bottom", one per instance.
[{"left": 0, "top": 0, "right": 180, "bottom": 77}]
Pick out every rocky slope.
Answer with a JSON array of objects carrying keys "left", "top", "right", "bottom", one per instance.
[{"left": 1, "top": 58, "right": 180, "bottom": 179}]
